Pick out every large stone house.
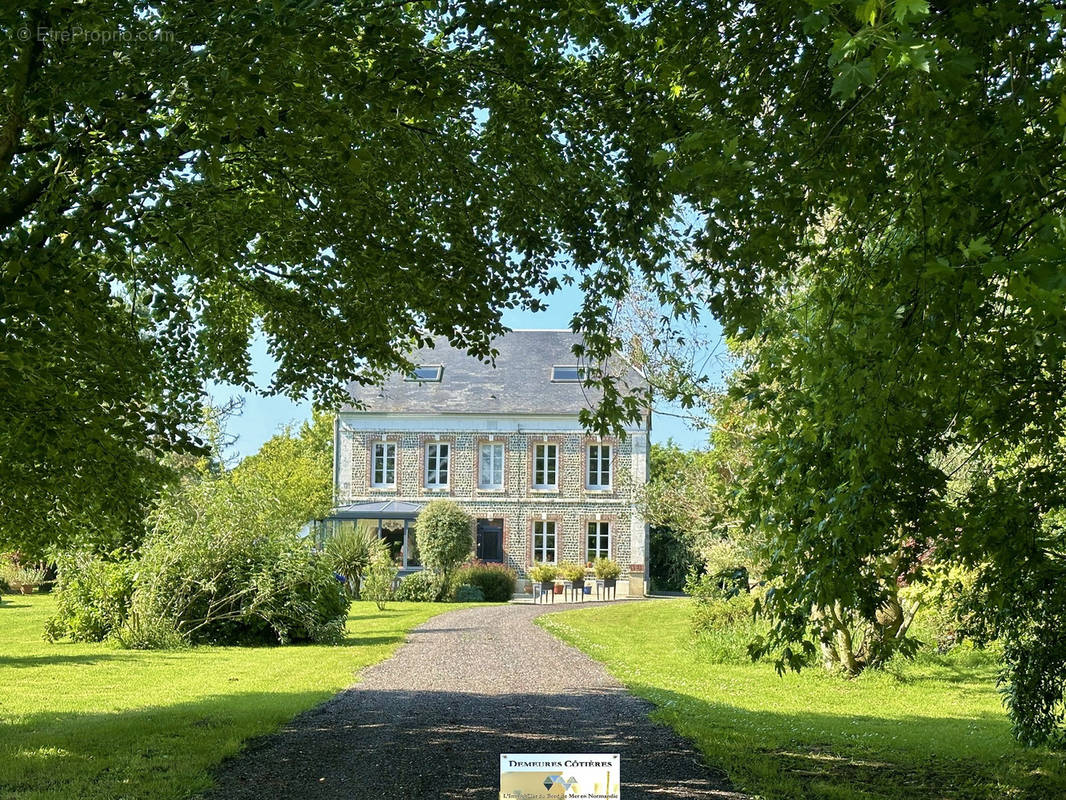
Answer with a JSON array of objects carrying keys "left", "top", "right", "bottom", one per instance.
[{"left": 329, "top": 329, "right": 651, "bottom": 596}]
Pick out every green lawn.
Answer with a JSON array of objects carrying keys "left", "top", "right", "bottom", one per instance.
[
  {"left": 0, "top": 593, "right": 455, "bottom": 800},
  {"left": 538, "top": 599, "right": 1066, "bottom": 800}
]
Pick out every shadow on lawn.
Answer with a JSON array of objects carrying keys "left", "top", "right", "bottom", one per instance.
[
  {"left": 198, "top": 687, "right": 745, "bottom": 800},
  {"left": 2, "top": 684, "right": 1059, "bottom": 800},
  {"left": 0, "top": 690, "right": 334, "bottom": 800},
  {"left": 0, "top": 652, "right": 143, "bottom": 669},
  {"left": 198, "top": 686, "right": 1065, "bottom": 800},
  {"left": 624, "top": 684, "right": 1063, "bottom": 800}
]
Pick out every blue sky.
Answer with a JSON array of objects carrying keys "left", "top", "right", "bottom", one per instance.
[{"left": 208, "top": 283, "right": 722, "bottom": 459}]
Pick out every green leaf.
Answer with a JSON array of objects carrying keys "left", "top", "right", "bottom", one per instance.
[{"left": 893, "top": 0, "right": 930, "bottom": 23}]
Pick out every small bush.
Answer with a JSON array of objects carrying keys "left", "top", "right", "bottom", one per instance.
[
  {"left": 691, "top": 592, "right": 756, "bottom": 633},
  {"left": 394, "top": 570, "right": 443, "bottom": 602},
  {"left": 2, "top": 555, "right": 48, "bottom": 592},
  {"left": 453, "top": 584, "right": 485, "bottom": 603},
  {"left": 415, "top": 501, "right": 473, "bottom": 581},
  {"left": 362, "top": 546, "right": 398, "bottom": 610},
  {"left": 558, "top": 562, "right": 587, "bottom": 582},
  {"left": 593, "top": 557, "right": 621, "bottom": 581},
  {"left": 529, "top": 562, "right": 558, "bottom": 583},
  {"left": 45, "top": 552, "right": 134, "bottom": 643},
  {"left": 455, "top": 562, "right": 516, "bottom": 602}
]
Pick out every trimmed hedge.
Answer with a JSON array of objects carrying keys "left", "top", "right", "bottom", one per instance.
[{"left": 454, "top": 562, "right": 516, "bottom": 602}]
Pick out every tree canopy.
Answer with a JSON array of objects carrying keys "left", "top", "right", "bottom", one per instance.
[
  {"left": 0, "top": 1, "right": 678, "bottom": 552},
  {"left": 599, "top": 1, "right": 1065, "bottom": 743}
]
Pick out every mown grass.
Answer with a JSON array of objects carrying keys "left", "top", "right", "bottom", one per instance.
[
  {"left": 539, "top": 599, "right": 1066, "bottom": 800},
  {"left": 0, "top": 593, "right": 456, "bottom": 800}
]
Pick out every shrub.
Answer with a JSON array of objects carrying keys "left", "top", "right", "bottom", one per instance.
[
  {"left": 558, "top": 562, "right": 587, "bottom": 583},
  {"left": 45, "top": 551, "right": 134, "bottom": 642},
  {"left": 414, "top": 501, "right": 473, "bottom": 581},
  {"left": 453, "top": 584, "right": 485, "bottom": 603},
  {"left": 593, "top": 557, "right": 621, "bottom": 581},
  {"left": 127, "top": 521, "right": 348, "bottom": 646},
  {"left": 362, "top": 546, "right": 398, "bottom": 611},
  {"left": 649, "top": 525, "right": 703, "bottom": 591},
  {"left": 394, "top": 570, "right": 442, "bottom": 602},
  {"left": 324, "top": 524, "right": 381, "bottom": 599},
  {"left": 691, "top": 591, "right": 757, "bottom": 633},
  {"left": 455, "top": 562, "right": 516, "bottom": 602},
  {"left": 2, "top": 555, "right": 48, "bottom": 592},
  {"left": 529, "top": 562, "right": 558, "bottom": 583}
]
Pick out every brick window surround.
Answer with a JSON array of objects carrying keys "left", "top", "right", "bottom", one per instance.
[
  {"left": 580, "top": 514, "right": 618, "bottom": 563},
  {"left": 417, "top": 435, "right": 456, "bottom": 495},
  {"left": 365, "top": 435, "right": 402, "bottom": 493},
  {"left": 529, "top": 514, "right": 563, "bottom": 565},
  {"left": 584, "top": 437, "right": 619, "bottom": 493},
  {"left": 473, "top": 436, "right": 507, "bottom": 495},
  {"left": 528, "top": 435, "right": 564, "bottom": 493}
]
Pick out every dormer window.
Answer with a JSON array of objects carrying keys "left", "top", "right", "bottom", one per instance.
[
  {"left": 551, "top": 364, "right": 586, "bottom": 382},
  {"left": 406, "top": 364, "right": 443, "bottom": 382}
]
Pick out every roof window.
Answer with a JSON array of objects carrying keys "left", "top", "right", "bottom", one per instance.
[
  {"left": 405, "top": 364, "right": 443, "bottom": 382},
  {"left": 551, "top": 365, "right": 586, "bottom": 382}
]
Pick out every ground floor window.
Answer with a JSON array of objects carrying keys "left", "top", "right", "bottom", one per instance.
[
  {"left": 587, "top": 521, "right": 610, "bottom": 561},
  {"left": 532, "top": 520, "right": 557, "bottom": 563}
]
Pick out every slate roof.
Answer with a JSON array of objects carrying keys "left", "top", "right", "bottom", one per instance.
[{"left": 341, "top": 330, "right": 647, "bottom": 417}]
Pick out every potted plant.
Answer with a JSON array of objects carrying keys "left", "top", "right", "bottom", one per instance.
[
  {"left": 529, "top": 562, "right": 558, "bottom": 593},
  {"left": 558, "top": 562, "right": 587, "bottom": 591},
  {"left": 594, "top": 557, "right": 621, "bottom": 592},
  {"left": 9, "top": 565, "right": 46, "bottom": 594}
]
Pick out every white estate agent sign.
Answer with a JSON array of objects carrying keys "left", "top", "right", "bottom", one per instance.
[{"left": 500, "top": 754, "right": 620, "bottom": 800}]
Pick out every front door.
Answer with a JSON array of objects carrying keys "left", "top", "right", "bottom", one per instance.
[{"left": 475, "top": 518, "right": 503, "bottom": 562}]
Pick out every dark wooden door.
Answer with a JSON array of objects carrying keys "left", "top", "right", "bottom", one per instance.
[{"left": 475, "top": 518, "right": 503, "bottom": 562}]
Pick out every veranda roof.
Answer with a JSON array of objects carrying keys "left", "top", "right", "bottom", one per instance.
[{"left": 328, "top": 500, "right": 424, "bottom": 520}]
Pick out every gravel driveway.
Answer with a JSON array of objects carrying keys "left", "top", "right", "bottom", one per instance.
[{"left": 199, "top": 602, "right": 746, "bottom": 799}]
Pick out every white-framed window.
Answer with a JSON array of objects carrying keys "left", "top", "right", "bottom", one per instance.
[
  {"left": 551, "top": 364, "right": 587, "bottom": 382},
  {"left": 587, "top": 521, "right": 611, "bottom": 561},
  {"left": 405, "top": 364, "right": 443, "bottom": 382},
  {"left": 425, "top": 442, "right": 449, "bottom": 488},
  {"left": 586, "top": 444, "right": 612, "bottom": 489},
  {"left": 533, "top": 520, "right": 557, "bottom": 563},
  {"left": 371, "top": 442, "right": 396, "bottom": 487},
  {"left": 479, "top": 442, "right": 504, "bottom": 489},
  {"left": 533, "top": 443, "right": 558, "bottom": 489}
]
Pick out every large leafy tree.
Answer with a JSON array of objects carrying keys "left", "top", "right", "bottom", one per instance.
[
  {"left": 0, "top": 2, "right": 677, "bottom": 552},
  {"left": 578, "top": 1, "right": 1066, "bottom": 741}
]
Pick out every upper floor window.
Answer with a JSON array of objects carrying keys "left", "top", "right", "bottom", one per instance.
[
  {"left": 371, "top": 442, "right": 396, "bottom": 487},
  {"left": 551, "top": 364, "right": 586, "bottom": 382},
  {"left": 586, "top": 444, "right": 612, "bottom": 489},
  {"left": 425, "top": 442, "right": 449, "bottom": 488},
  {"left": 533, "top": 520, "right": 557, "bottom": 563},
  {"left": 406, "top": 364, "right": 443, "bottom": 382},
  {"left": 587, "top": 521, "right": 611, "bottom": 561},
  {"left": 533, "top": 443, "right": 557, "bottom": 489},
  {"left": 479, "top": 443, "right": 504, "bottom": 489}
]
